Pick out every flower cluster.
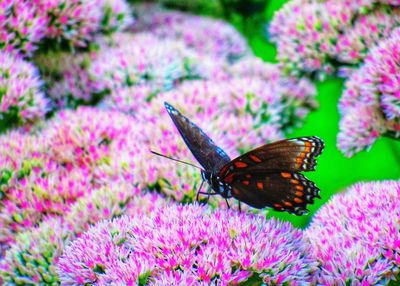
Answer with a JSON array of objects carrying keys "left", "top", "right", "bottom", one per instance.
[
  {"left": 0, "top": 182, "right": 169, "bottom": 284},
  {"left": 305, "top": 180, "right": 400, "bottom": 284},
  {"left": 0, "top": 52, "right": 48, "bottom": 127},
  {"left": 338, "top": 28, "right": 400, "bottom": 156},
  {"left": 57, "top": 203, "right": 317, "bottom": 285},
  {"left": 270, "top": 0, "right": 400, "bottom": 77},
  {"left": 90, "top": 33, "right": 210, "bottom": 97},
  {"left": 0, "top": 107, "right": 145, "bottom": 246},
  {"left": 133, "top": 3, "right": 249, "bottom": 61},
  {"left": 1, "top": 0, "right": 133, "bottom": 57},
  {"left": 34, "top": 50, "right": 100, "bottom": 108},
  {"left": 0, "top": 0, "right": 47, "bottom": 57}
]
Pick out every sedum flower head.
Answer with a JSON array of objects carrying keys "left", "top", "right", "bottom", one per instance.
[
  {"left": 270, "top": 0, "right": 400, "bottom": 77},
  {"left": 0, "top": 182, "right": 169, "bottom": 284},
  {"left": 305, "top": 180, "right": 400, "bottom": 285},
  {"left": 0, "top": 0, "right": 47, "bottom": 57},
  {"left": 133, "top": 4, "right": 249, "bottom": 61},
  {"left": 338, "top": 27, "right": 400, "bottom": 156},
  {"left": 57, "top": 203, "right": 317, "bottom": 285},
  {"left": 0, "top": 52, "right": 48, "bottom": 128},
  {"left": 337, "top": 105, "right": 385, "bottom": 157},
  {"left": 34, "top": 50, "right": 100, "bottom": 109}
]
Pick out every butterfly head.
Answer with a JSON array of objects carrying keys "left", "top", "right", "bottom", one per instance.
[{"left": 201, "top": 171, "right": 233, "bottom": 199}]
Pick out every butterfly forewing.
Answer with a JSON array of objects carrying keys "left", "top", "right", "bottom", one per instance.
[
  {"left": 164, "top": 102, "right": 231, "bottom": 172},
  {"left": 230, "top": 172, "right": 320, "bottom": 215},
  {"left": 218, "top": 136, "right": 324, "bottom": 178}
]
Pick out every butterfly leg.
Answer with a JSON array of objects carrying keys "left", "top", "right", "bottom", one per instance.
[
  {"left": 238, "top": 201, "right": 242, "bottom": 212},
  {"left": 195, "top": 180, "right": 205, "bottom": 202},
  {"left": 225, "top": 199, "right": 231, "bottom": 209}
]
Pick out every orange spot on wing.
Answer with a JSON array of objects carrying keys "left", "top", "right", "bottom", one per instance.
[
  {"left": 304, "top": 146, "right": 311, "bottom": 152},
  {"left": 242, "top": 180, "right": 250, "bottom": 185},
  {"left": 290, "top": 179, "right": 299, "bottom": 184},
  {"left": 295, "top": 191, "right": 303, "bottom": 197},
  {"left": 274, "top": 203, "right": 282, "bottom": 208},
  {"left": 234, "top": 161, "right": 248, "bottom": 168},
  {"left": 245, "top": 174, "right": 252, "bottom": 178},
  {"left": 249, "top": 154, "right": 262, "bottom": 163},
  {"left": 294, "top": 198, "right": 303, "bottom": 204},
  {"left": 305, "top": 141, "right": 312, "bottom": 147},
  {"left": 232, "top": 188, "right": 241, "bottom": 196},
  {"left": 284, "top": 201, "right": 293, "bottom": 207},
  {"left": 256, "top": 182, "right": 263, "bottom": 190},
  {"left": 281, "top": 172, "right": 291, "bottom": 178},
  {"left": 224, "top": 173, "right": 234, "bottom": 183},
  {"left": 295, "top": 185, "right": 304, "bottom": 191},
  {"left": 219, "top": 165, "right": 229, "bottom": 176}
]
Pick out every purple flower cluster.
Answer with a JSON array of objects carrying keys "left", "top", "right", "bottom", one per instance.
[
  {"left": 133, "top": 3, "right": 249, "bottom": 61},
  {"left": 57, "top": 203, "right": 317, "bottom": 285},
  {"left": 305, "top": 180, "right": 400, "bottom": 284},
  {"left": 0, "top": 52, "right": 48, "bottom": 126},
  {"left": 34, "top": 50, "right": 100, "bottom": 108},
  {"left": 0, "top": 183, "right": 169, "bottom": 284},
  {"left": 0, "top": 0, "right": 47, "bottom": 57},
  {"left": 0, "top": 0, "right": 133, "bottom": 57},
  {"left": 0, "top": 107, "right": 144, "bottom": 246},
  {"left": 338, "top": 28, "right": 400, "bottom": 156},
  {"left": 270, "top": 0, "right": 400, "bottom": 77}
]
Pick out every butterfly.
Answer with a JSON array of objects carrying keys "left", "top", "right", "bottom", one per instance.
[{"left": 157, "top": 102, "right": 324, "bottom": 215}]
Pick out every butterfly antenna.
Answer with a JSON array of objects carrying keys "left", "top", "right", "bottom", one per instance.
[{"left": 150, "top": 150, "right": 203, "bottom": 170}]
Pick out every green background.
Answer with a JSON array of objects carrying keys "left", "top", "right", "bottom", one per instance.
[{"left": 243, "top": 0, "right": 400, "bottom": 228}]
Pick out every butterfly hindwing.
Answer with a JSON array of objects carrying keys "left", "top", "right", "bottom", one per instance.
[
  {"left": 218, "top": 136, "right": 324, "bottom": 178},
  {"left": 230, "top": 172, "right": 320, "bottom": 215},
  {"left": 164, "top": 102, "right": 231, "bottom": 172}
]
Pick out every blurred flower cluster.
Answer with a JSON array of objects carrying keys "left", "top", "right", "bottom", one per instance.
[
  {"left": 269, "top": 0, "right": 400, "bottom": 78},
  {"left": 0, "top": 52, "right": 48, "bottom": 127},
  {"left": 338, "top": 28, "right": 400, "bottom": 156},
  {"left": 1, "top": 0, "right": 133, "bottom": 57}
]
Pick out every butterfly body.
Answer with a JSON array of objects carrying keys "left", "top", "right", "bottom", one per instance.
[
  {"left": 163, "top": 102, "right": 324, "bottom": 215},
  {"left": 201, "top": 171, "right": 233, "bottom": 199}
]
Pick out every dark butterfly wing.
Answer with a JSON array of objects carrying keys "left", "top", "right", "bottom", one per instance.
[
  {"left": 218, "top": 136, "right": 324, "bottom": 178},
  {"left": 230, "top": 171, "right": 320, "bottom": 215},
  {"left": 164, "top": 102, "right": 231, "bottom": 172}
]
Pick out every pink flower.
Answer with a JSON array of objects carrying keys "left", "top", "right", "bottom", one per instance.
[
  {"left": 0, "top": 182, "right": 169, "bottom": 284},
  {"left": 338, "top": 28, "right": 400, "bottom": 156},
  {"left": 270, "top": 0, "right": 400, "bottom": 77},
  {"left": 0, "top": 0, "right": 47, "bottom": 56},
  {"left": 306, "top": 181, "right": 400, "bottom": 284},
  {"left": 34, "top": 50, "right": 100, "bottom": 109},
  {"left": 57, "top": 204, "right": 317, "bottom": 285},
  {"left": 337, "top": 105, "right": 385, "bottom": 157},
  {"left": 133, "top": 4, "right": 249, "bottom": 61},
  {"left": 0, "top": 52, "right": 48, "bottom": 127}
]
